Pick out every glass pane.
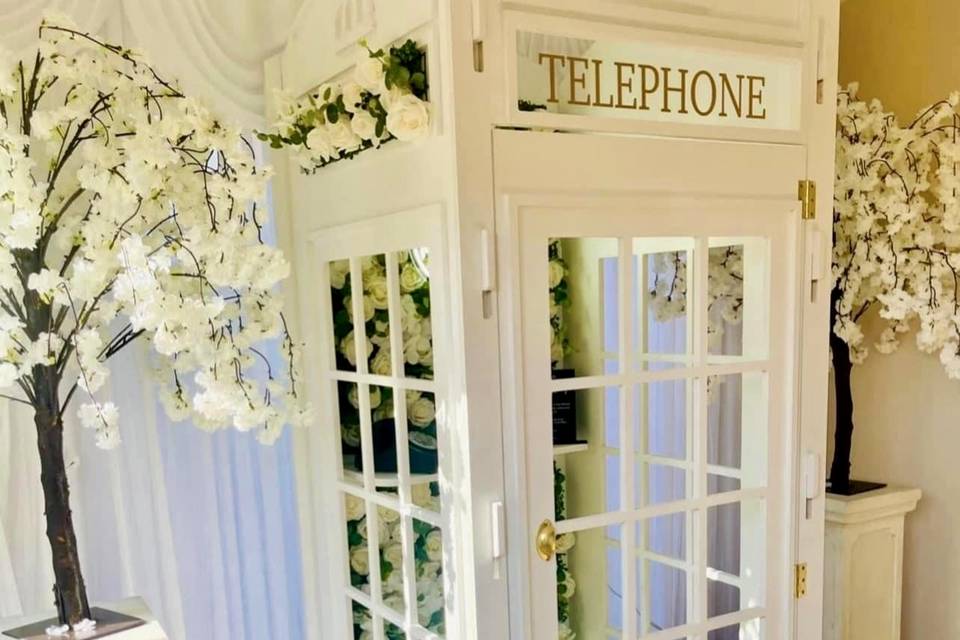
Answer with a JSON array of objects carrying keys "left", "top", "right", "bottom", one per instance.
[
  {"left": 343, "top": 495, "right": 369, "bottom": 592},
  {"left": 370, "top": 385, "right": 397, "bottom": 485},
  {"left": 405, "top": 390, "right": 439, "bottom": 502},
  {"left": 707, "top": 372, "right": 768, "bottom": 489},
  {"left": 396, "top": 248, "right": 434, "bottom": 380},
  {"left": 708, "top": 618, "right": 765, "bottom": 640},
  {"left": 641, "top": 512, "right": 687, "bottom": 562},
  {"left": 549, "top": 237, "right": 619, "bottom": 377},
  {"left": 708, "top": 238, "right": 769, "bottom": 361},
  {"left": 634, "top": 239, "right": 696, "bottom": 371},
  {"left": 378, "top": 506, "right": 405, "bottom": 615},
  {"left": 635, "top": 379, "right": 688, "bottom": 461},
  {"left": 330, "top": 259, "right": 357, "bottom": 372},
  {"left": 338, "top": 382, "right": 363, "bottom": 482},
  {"left": 636, "top": 462, "right": 687, "bottom": 508},
  {"left": 414, "top": 519, "right": 446, "bottom": 634},
  {"left": 644, "top": 559, "right": 688, "bottom": 635},
  {"left": 360, "top": 254, "right": 392, "bottom": 376},
  {"left": 559, "top": 524, "right": 622, "bottom": 638},
  {"left": 559, "top": 387, "right": 622, "bottom": 518},
  {"left": 351, "top": 600, "right": 372, "bottom": 640},
  {"left": 385, "top": 621, "right": 406, "bottom": 640},
  {"left": 708, "top": 499, "right": 766, "bottom": 611}
]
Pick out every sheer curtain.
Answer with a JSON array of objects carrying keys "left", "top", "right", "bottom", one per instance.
[{"left": 0, "top": 189, "right": 305, "bottom": 640}]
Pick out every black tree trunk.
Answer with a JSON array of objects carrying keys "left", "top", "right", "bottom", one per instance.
[
  {"left": 33, "top": 363, "right": 91, "bottom": 626},
  {"left": 829, "top": 286, "right": 854, "bottom": 492}
]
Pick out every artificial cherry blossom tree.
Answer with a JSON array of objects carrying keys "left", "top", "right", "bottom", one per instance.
[
  {"left": 0, "top": 19, "right": 306, "bottom": 628},
  {"left": 831, "top": 85, "right": 960, "bottom": 490}
]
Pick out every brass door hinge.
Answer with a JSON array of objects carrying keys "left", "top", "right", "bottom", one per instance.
[
  {"left": 798, "top": 180, "right": 816, "bottom": 220},
  {"left": 794, "top": 562, "right": 808, "bottom": 598}
]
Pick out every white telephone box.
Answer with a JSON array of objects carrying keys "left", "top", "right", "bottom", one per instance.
[{"left": 265, "top": 2, "right": 838, "bottom": 639}]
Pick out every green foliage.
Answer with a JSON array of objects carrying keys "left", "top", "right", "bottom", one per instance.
[{"left": 257, "top": 39, "right": 428, "bottom": 173}]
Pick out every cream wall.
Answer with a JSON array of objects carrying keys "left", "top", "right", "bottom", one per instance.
[{"left": 837, "top": 2, "right": 960, "bottom": 638}]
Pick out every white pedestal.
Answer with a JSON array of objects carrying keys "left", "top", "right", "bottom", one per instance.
[
  {"left": 0, "top": 597, "right": 167, "bottom": 640},
  {"left": 823, "top": 486, "right": 921, "bottom": 640}
]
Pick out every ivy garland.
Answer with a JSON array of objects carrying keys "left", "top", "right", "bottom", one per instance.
[{"left": 260, "top": 40, "right": 430, "bottom": 173}]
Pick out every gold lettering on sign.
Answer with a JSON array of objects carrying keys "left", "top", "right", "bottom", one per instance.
[
  {"left": 568, "top": 56, "right": 591, "bottom": 106},
  {"left": 535, "top": 53, "right": 770, "bottom": 121},
  {"left": 538, "top": 53, "right": 566, "bottom": 104}
]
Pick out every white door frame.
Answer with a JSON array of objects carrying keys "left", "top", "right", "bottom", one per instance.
[{"left": 495, "top": 128, "right": 808, "bottom": 639}]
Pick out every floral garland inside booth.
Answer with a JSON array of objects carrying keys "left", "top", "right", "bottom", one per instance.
[
  {"left": 260, "top": 40, "right": 430, "bottom": 173},
  {"left": 549, "top": 240, "right": 578, "bottom": 640},
  {"left": 329, "top": 254, "right": 444, "bottom": 638}
]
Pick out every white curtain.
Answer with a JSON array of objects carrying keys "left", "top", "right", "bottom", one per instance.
[
  {"left": 0, "top": 0, "right": 305, "bottom": 126},
  {"left": 0, "top": 346, "right": 306, "bottom": 640}
]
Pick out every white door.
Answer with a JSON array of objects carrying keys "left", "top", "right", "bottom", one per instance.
[{"left": 497, "top": 129, "right": 806, "bottom": 640}]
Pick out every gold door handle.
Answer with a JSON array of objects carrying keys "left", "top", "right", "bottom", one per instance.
[{"left": 536, "top": 519, "right": 557, "bottom": 561}]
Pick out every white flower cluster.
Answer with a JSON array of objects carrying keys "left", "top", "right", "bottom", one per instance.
[
  {"left": 0, "top": 18, "right": 308, "bottom": 446},
  {"left": 647, "top": 248, "right": 744, "bottom": 350},
  {"left": 263, "top": 40, "right": 430, "bottom": 173},
  {"left": 835, "top": 85, "right": 960, "bottom": 376}
]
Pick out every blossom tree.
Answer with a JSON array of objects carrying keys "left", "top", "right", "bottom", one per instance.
[
  {"left": 831, "top": 85, "right": 960, "bottom": 490},
  {"left": 0, "top": 19, "right": 306, "bottom": 629}
]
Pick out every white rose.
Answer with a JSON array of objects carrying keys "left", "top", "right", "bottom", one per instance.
[
  {"left": 341, "top": 330, "right": 373, "bottom": 366},
  {"left": 399, "top": 262, "right": 426, "bottom": 292},
  {"left": 350, "top": 547, "right": 370, "bottom": 575},
  {"left": 404, "top": 334, "right": 433, "bottom": 367},
  {"left": 386, "top": 94, "right": 430, "bottom": 141},
  {"left": 425, "top": 530, "right": 443, "bottom": 562},
  {"left": 556, "top": 532, "right": 576, "bottom": 554},
  {"left": 411, "top": 482, "right": 433, "bottom": 507},
  {"left": 407, "top": 395, "right": 435, "bottom": 427},
  {"left": 378, "top": 505, "right": 401, "bottom": 524},
  {"left": 549, "top": 261, "right": 566, "bottom": 289},
  {"left": 351, "top": 110, "right": 380, "bottom": 144},
  {"left": 379, "top": 85, "right": 404, "bottom": 112},
  {"left": 354, "top": 56, "right": 385, "bottom": 93},
  {"left": 327, "top": 119, "right": 361, "bottom": 152},
  {"left": 345, "top": 495, "right": 366, "bottom": 520},
  {"left": 329, "top": 260, "right": 350, "bottom": 289},
  {"left": 370, "top": 345, "right": 392, "bottom": 375},
  {"left": 305, "top": 126, "right": 335, "bottom": 161},
  {"left": 341, "top": 81, "right": 365, "bottom": 113},
  {"left": 384, "top": 543, "right": 403, "bottom": 569},
  {"left": 365, "top": 273, "right": 389, "bottom": 309}
]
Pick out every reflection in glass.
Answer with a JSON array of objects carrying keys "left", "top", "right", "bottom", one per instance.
[
  {"left": 561, "top": 525, "right": 622, "bottom": 638},
  {"left": 548, "top": 237, "right": 619, "bottom": 377},
  {"left": 558, "top": 387, "right": 622, "bottom": 519}
]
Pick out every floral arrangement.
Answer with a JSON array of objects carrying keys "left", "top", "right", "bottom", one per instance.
[
  {"left": 328, "top": 253, "right": 444, "bottom": 637},
  {"left": 0, "top": 17, "right": 306, "bottom": 628},
  {"left": 259, "top": 40, "right": 430, "bottom": 173},
  {"left": 830, "top": 85, "right": 960, "bottom": 488}
]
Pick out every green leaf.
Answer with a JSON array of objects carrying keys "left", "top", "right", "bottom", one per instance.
[{"left": 326, "top": 103, "right": 339, "bottom": 124}]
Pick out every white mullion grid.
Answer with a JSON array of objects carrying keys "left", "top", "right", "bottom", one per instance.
[
  {"left": 617, "top": 237, "right": 638, "bottom": 640},
  {"left": 692, "top": 238, "right": 710, "bottom": 633},
  {"left": 546, "top": 360, "right": 770, "bottom": 392},
  {"left": 328, "top": 369, "right": 437, "bottom": 393},
  {"left": 638, "top": 607, "right": 766, "bottom": 640},
  {"left": 347, "top": 586, "right": 443, "bottom": 640},
  {"left": 385, "top": 253, "right": 420, "bottom": 634},
  {"left": 636, "top": 246, "right": 652, "bottom": 636},
  {"left": 555, "top": 488, "right": 766, "bottom": 535},
  {"left": 339, "top": 481, "right": 443, "bottom": 528}
]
